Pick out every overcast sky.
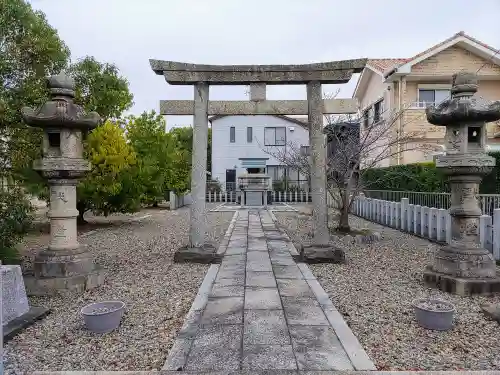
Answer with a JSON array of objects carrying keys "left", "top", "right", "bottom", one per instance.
[{"left": 30, "top": 0, "right": 500, "bottom": 128}]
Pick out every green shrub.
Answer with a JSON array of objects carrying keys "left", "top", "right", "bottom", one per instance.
[
  {"left": 362, "top": 162, "right": 447, "bottom": 192},
  {"left": 362, "top": 153, "right": 500, "bottom": 194},
  {"left": 0, "top": 189, "right": 34, "bottom": 264}
]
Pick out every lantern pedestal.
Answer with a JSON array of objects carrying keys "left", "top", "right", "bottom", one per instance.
[
  {"left": 21, "top": 73, "right": 105, "bottom": 295},
  {"left": 423, "top": 71, "right": 500, "bottom": 296}
]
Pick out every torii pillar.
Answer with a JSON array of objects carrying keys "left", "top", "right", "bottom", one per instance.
[{"left": 150, "top": 59, "right": 366, "bottom": 263}]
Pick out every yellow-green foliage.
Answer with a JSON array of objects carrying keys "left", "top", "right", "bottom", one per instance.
[{"left": 77, "top": 120, "right": 141, "bottom": 218}]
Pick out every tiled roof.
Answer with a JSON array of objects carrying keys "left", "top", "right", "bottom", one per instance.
[
  {"left": 366, "top": 58, "right": 409, "bottom": 74},
  {"left": 366, "top": 31, "right": 499, "bottom": 75}
]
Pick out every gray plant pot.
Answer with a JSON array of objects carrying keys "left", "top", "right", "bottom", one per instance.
[
  {"left": 412, "top": 298, "right": 455, "bottom": 331},
  {"left": 81, "top": 301, "right": 125, "bottom": 333}
]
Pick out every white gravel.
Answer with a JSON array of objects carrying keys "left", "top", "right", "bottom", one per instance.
[
  {"left": 5, "top": 204, "right": 234, "bottom": 373},
  {"left": 275, "top": 207, "right": 500, "bottom": 371}
]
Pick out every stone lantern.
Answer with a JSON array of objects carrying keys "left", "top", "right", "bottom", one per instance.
[
  {"left": 21, "top": 73, "right": 105, "bottom": 295},
  {"left": 423, "top": 71, "right": 500, "bottom": 295}
]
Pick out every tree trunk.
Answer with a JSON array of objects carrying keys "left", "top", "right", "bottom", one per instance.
[
  {"left": 337, "top": 208, "right": 351, "bottom": 233},
  {"left": 337, "top": 192, "right": 351, "bottom": 232}
]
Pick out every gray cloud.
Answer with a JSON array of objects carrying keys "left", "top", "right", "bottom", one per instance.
[{"left": 30, "top": 0, "right": 500, "bottom": 128}]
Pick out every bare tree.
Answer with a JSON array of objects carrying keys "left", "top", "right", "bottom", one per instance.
[{"left": 260, "top": 105, "right": 431, "bottom": 232}]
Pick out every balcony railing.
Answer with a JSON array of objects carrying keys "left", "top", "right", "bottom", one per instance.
[{"left": 410, "top": 101, "right": 435, "bottom": 109}]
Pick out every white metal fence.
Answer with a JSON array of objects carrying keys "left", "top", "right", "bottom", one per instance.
[
  {"left": 205, "top": 190, "right": 313, "bottom": 203},
  {"left": 364, "top": 190, "right": 500, "bottom": 216},
  {"left": 352, "top": 195, "right": 500, "bottom": 260}
]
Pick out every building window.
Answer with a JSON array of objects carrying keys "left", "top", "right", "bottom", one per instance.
[
  {"left": 266, "top": 165, "right": 286, "bottom": 180},
  {"left": 373, "top": 100, "right": 383, "bottom": 123},
  {"left": 230, "top": 126, "right": 235, "bottom": 143},
  {"left": 363, "top": 110, "right": 369, "bottom": 128},
  {"left": 300, "top": 145, "right": 310, "bottom": 156},
  {"left": 264, "top": 127, "right": 286, "bottom": 146},
  {"left": 247, "top": 127, "right": 252, "bottom": 143},
  {"left": 418, "top": 89, "right": 450, "bottom": 107}
]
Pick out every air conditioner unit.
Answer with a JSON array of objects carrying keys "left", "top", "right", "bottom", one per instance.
[{"left": 289, "top": 127, "right": 295, "bottom": 132}]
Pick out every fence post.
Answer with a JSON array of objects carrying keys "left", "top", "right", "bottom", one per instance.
[
  {"left": 429, "top": 208, "right": 438, "bottom": 240},
  {"left": 169, "top": 191, "right": 176, "bottom": 210},
  {"left": 408, "top": 204, "right": 415, "bottom": 233},
  {"left": 480, "top": 214, "right": 493, "bottom": 252},
  {"left": 382, "top": 201, "right": 387, "bottom": 225},
  {"left": 400, "top": 198, "right": 409, "bottom": 231},
  {"left": 436, "top": 209, "right": 447, "bottom": 242},
  {"left": 395, "top": 202, "right": 401, "bottom": 229},
  {"left": 414, "top": 205, "right": 421, "bottom": 234},
  {"left": 445, "top": 212, "right": 452, "bottom": 244},
  {"left": 421, "top": 206, "right": 429, "bottom": 237},
  {"left": 493, "top": 209, "right": 500, "bottom": 260},
  {"left": 389, "top": 202, "right": 395, "bottom": 227},
  {"left": 372, "top": 199, "right": 377, "bottom": 221}
]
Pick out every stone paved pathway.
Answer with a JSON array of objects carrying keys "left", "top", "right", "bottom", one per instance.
[{"left": 164, "top": 209, "right": 375, "bottom": 372}]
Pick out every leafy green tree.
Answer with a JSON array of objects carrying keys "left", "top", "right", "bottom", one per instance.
[
  {"left": 77, "top": 121, "right": 141, "bottom": 223},
  {"left": 67, "top": 56, "right": 134, "bottom": 122},
  {"left": 168, "top": 126, "right": 212, "bottom": 176},
  {"left": 126, "top": 112, "right": 195, "bottom": 203},
  {"left": 0, "top": 0, "right": 69, "bottom": 261},
  {"left": 126, "top": 111, "right": 172, "bottom": 205},
  {"left": 0, "top": 187, "right": 34, "bottom": 264},
  {"left": 168, "top": 146, "right": 191, "bottom": 194},
  {"left": 0, "top": 0, "right": 70, "bottom": 184}
]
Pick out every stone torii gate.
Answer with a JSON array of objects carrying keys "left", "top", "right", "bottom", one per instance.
[{"left": 150, "top": 59, "right": 367, "bottom": 262}]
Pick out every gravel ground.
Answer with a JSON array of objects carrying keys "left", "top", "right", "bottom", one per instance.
[
  {"left": 5, "top": 204, "right": 234, "bottom": 373},
  {"left": 275, "top": 207, "right": 500, "bottom": 371}
]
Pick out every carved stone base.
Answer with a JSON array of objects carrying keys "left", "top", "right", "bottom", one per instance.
[
  {"left": 174, "top": 243, "right": 222, "bottom": 264},
  {"left": 24, "top": 267, "right": 105, "bottom": 296},
  {"left": 293, "top": 244, "right": 346, "bottom": 264},
  {"left": 34, "top": 247, "right": 96, "bottom": 278},
  {"left": 423, "top": 266, "right": 500, "bottom": 296},
  {"left": 431, "top": 245, "right": 497, "bottom": 278}
]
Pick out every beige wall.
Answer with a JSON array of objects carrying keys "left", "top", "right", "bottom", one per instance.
[
  {"left": 359, "top": 70, "right": 386, "bottom": 110},
  {"left": 412, "top": 46, "right": 500, "bottom": 76}
]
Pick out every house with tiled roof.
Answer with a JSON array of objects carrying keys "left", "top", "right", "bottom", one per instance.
[{"left": 353, "top": 31, "right": 500, "bottom": 166}]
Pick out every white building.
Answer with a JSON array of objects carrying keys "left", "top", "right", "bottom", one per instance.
[{"left": 210, "top": 115, "right": 310, "bottom": 190}]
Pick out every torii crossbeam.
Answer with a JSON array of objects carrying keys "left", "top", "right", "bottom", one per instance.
[{"left": 150, "top": 58, "right": 367, "bottom": 262}]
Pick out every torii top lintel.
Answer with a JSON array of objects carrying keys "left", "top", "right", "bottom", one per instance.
[{"left": 149, "top": 59, "right": 367, "bottom": 85}]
